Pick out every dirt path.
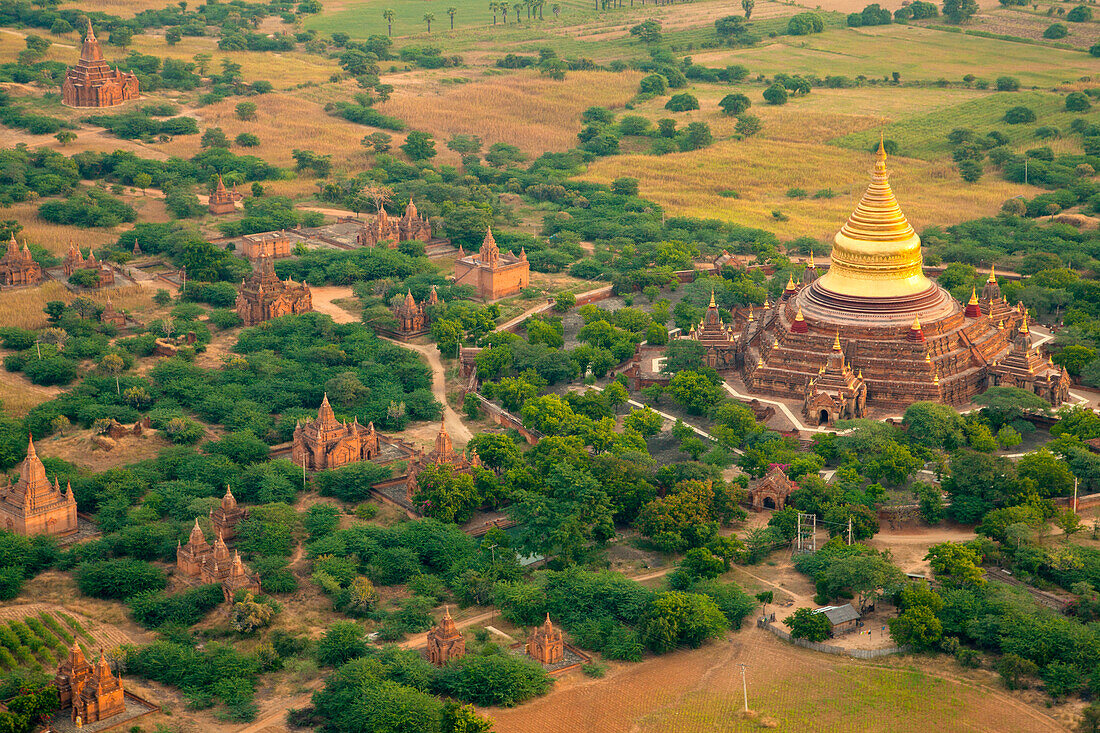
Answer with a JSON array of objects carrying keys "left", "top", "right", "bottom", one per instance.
[
  {"left": 309, "top": 285, "right": 358, "bottom": 324},
  {"left": 399, "top": 610, "right": 496, "bottom": 650},
  {"left": 378, "top": 335, "right": 473, "bottom": 445}
]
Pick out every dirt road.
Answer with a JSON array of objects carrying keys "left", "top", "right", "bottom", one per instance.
[
  {"left": 379, "top": 335, "right": 473, "bottom": 445},
  {"left": 309, "top": 286, "right": 358, "bottom": 324}
]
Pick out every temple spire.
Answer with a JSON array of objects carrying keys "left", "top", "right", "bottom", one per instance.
[
  {"left": 987, "top": 265, "right": 997, "bottom": 284},
  {"left": 709, "top": 288, "right": 716, "bottom": 308}
]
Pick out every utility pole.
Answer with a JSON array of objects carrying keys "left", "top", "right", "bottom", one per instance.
[
  {"left": 737, "top": 663, "right": 749, "bottom": 713},
  {"left": 1073, "top": 477, "right": 1079, "bottom": 515},
  {"left": 847, "top": 516, "right": 852, "bottom": 546}
]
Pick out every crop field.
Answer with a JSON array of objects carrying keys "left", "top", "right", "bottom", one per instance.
[
  {"left": 305, "top": 0, "right": 594, "bottom": 38},
  {"left": 485, "top": 628, "right": 1065, "bottom": 733},
  {"left": 965, "top": 6, "right": 1100, "bottom": 50},
  {"left": 834, "top": 90, "right": 1096, "bottom": 159},
  {"left": 579, "top": 135, "right": 1032, "bottom": 240},
  {"left": 0, "top": 611, "right": 90, "bottom": 673},
  {"left": 689, "top": 24, "right": 1100, "bottom": 88}
]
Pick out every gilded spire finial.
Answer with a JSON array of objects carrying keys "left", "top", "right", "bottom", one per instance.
[
  {"left": 748, "top": 304, "right": 754, "bottom": 322},
  {"left": 968, "top": 288, "right": 978, "bottom": 306},
  {"left": 912, "top": 314, "right": 921, "bottom": 330},
  {"left": 997, "top": 319, "right": 1004, "bottom": 330},
  {"left": 786, "top": 274, "right": 795, "bottom": 290},
  {"left": 709, "top": 288, "right": 716, "bottom": 308},
  {"left": 832, "top": 330, "right": 841, "bottom": 350},
  {"left": 987, "top": 265, "right": 996, "bottom": 284},
  {"left": 795, "top": 306, "right": 804, "bottom": 322},
  {"left": 808, "top": 249, "right": 815, "bottom": 268}
]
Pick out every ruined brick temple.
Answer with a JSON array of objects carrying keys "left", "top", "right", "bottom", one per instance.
[
  {"left": 0, "top": 436, "right": 77, "bottom": 537},
  {"left": 291, "top": 393, "right": 380, "bottom": 471},
  {"left": 62, "top": 20, "right": 139, "bottom": 108},
  {"left": 357, "top": 199, "right": 433, "bottom": 247},
  {"left": 55, "top": 645, "right": 126, "bottom": 725},
  {"left": 695, "top": 143, "right": 1069, "bottom": 424},
  {"left": 0, "top": 234, "right": 43, "bottom": 287},
  {"left": 453, "top": 228, "right": 530, "bottom": 300},
  {"left": 210, "top": 485, "right": 247, "bottom": 540},
  {"left": 235, "top": 255, "right": 313, "bottom": 326}
]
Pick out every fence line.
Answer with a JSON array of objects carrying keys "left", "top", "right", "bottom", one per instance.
[{"left": 758, "top": 618, "right": 909, "bottom": 659}]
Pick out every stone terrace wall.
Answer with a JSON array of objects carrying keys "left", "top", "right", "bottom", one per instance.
[{"left": 469, "top": 394, "right": 542, "bottom": 445}]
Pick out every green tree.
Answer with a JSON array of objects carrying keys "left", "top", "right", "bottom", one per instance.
[
  {"left": 925, "top": 542, "right": 984, "bottom": 588},
  {"left": 423, "top": 12, "right": 435, "bottom": 32},
  {"left": 316, "top": 620, "right": 367, "bottom": 666},
  {"left": 783, "top": 607, "right": 830, "bottom": 641},
  {"left": 763, "top": 84, "right": 788, "bottom": 105},
  {"left": 888, "top": 604, "right": 943, "bottom": 650},
  {"left": 742, "top": 0, "right": 755, "bottom": 18},
  {"left": 401, "top": 131, "right": 437, "bottom": 161},
  {"left": 383, "top": 8, "right": 396, "bottom": 35},
  {"left": 413, "top": 464, "right": 480, "bottom": 524},
  {"left": 235, "top": 101, "right": 258, "bottom": 121},
  {"left": 818, "top": 553, "right": 904, "bottom": 612},
  {"left": 719, "top": 93, "right": 751, "bottom": 116},
  {"left": 642, "top": 591, "right": 728, "bottom": 651},
  {"left": 943, "top": 0, "right": 979, "bottom": 22}
]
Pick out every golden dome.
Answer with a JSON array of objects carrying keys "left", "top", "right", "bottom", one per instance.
[{"left": 814, "top": 142, "right": 933, "bottom": 299}]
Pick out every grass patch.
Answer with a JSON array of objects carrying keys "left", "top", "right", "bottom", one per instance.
[{"left": 832, "top": 90, "right": 1091, "bottom": 160}]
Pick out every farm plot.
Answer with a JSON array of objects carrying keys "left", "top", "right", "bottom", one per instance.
[{"left": 0, "top": 610, "right": 93, "bottom": 673}]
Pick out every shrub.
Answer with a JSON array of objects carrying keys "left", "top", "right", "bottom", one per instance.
[
  {"left": 1003, "top": 106, "right": 1036, "bottom": 124},
  {"left": 664, "top": 93, "right": 699, "bottom": 112},
  {"left": 787, "top": 13, "right": 824, "bottom": 35},
  {"left": 75, "top": 559, "right": 167, "bottom": 600},
  {"left": 718, "top": 93, "right": 751, "bottom": 116},
  {"left": 1043, "top": 23, "right": 1068, "bottom": 39},
  {"left": 639, "top": 74, "right": 668, "bottom": 96},
  {"left": 434, "top": 652, "right": 551, "bottom": 707},
  {"left": 1066, "top": 92, "right": 1091, "bottom": 112},
  {"left": 1067, "top": 5, "right": 1092, "bottom": 21},
  {"left": 995, "top": 76, "right": 1019, "bottom": 91},
  {"left": 763, "top": 84, "right": 788, "bottom": 105}
]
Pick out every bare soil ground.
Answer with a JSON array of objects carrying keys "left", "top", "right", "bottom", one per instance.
[
  {"left": 485, "top": 626, "right": 1069, "bottom": 733},
  {"left": 35, "top": 428, "right": 171, "bottom": 472}
]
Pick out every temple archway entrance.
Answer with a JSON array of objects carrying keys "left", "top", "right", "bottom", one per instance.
[
  {"left": 763, "top": 497, "right": 776, "bottom": 510},
  {"left": 819, "top": 409, "right": 830, "bottom": 426}
]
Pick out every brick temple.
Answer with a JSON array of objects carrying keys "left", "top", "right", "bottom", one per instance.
[
  {"left": 453, "top": 228, "right": 529, "bottom": 300},
  {"left": 682, "top": 144, "right": 1069, "bottom": 424},
  {"left": 388, "top": 286, "right": 442, "bottom": 339},
  {"left": 0, "top": 234, "right": 42, "bottom": 287},
  {"left": 426, "top": 607, "right": 466, "bottom": 666},
  {"left": 291, "top": 393, "right": 380, "bottom": 470},
  {"left": 100, "top": 296, "right": 125, "bottom": 327},
  {"left": 234, "top": 255, "right": 312, "bottom": 326},
  {"left": 357, "top": 200, "right": 432, "bottom": 247},
  {"left": 0, "top": 436, "right": 77, "bottom": 537},
  {"left": 62, "top": 20, "right": 138, "bottom": 108},
  {"left": 526, "top": 614, "right": 564, "bottom": 664},
  {"left": 208, "top": 174, "right": 242, "bottom": 215},
  {"left": 176, "top": 521, "right": 261, "bottom": 601},
  {"left": 209, "top": 485, "right": 247, "bottom": 540},
  {"left": 55, "top": 645, "right": 126, "bottom": 725},
  {"left": 405, "top": 420, "right": 480, "bottom": 502}
]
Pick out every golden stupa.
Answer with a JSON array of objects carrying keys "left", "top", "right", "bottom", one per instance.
[{"left": 736, "top": 144, "right": 1068, "bottom": 414}]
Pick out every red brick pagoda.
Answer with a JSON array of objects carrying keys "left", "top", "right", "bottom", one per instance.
[
  {"left": 234, "top": 256, "right": 312, "bottom": 326},
  {"left": 291, "top": 393, "right": 380, "bottom": 470}
]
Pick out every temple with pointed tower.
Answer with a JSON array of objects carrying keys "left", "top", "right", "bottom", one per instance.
[
  {"left": 210, "top": 485, "right": 248, "bottom": 540},
  {"left": 357, "top": 199, "right": 433, "bottom": 248},
  {"left": 62, "top": 20, "right": 139, "bottom": 107},
  {"left": 452, "top": 228, "right": 530, "bottom": 300},
  {"left": 100, "top": 295, "right": 125, "bottom": 327},
  {"left": 234, "top": 255, "right": 313, "bottom": 326},
  {"left": 526, "top": 614, "right": 565, "bottom": 665},
  {"left": 405, "top": 420, "right": 480, "bottom": 502},
  {"left": 55, "top": 644, "right": 126, "bottom": 725},
  {"left": 688, "top": 289, "right": 739, "bottom": 369},
  {"left": 208, "top": 174, "right": 242, "bottom": 215},
  {"left": 291, "top": 393, "right": 381, "bottom": 471},
  {"left": 426, "top": 607, "right": 466, "bottom": 666},
  {"left": 0, "top": 436, "right": 77, "bottom": 536},
  {"left": 176, "top": 518, "right": 213, "bottom": 576},
  {"left": 734, "top": 142, "right": 1068, "bottom": 421},
  {"left": 0, "top": 234, "right": 43, "bottom": 287},
  {"left": 62, "top": 241, "right": 85, "bottom": 277},
  {"left": 177, "top": 520, "right": 261, "bottom": 601},
  {"left": 388, "top": 286, "right": 442, "bottom": 339}
]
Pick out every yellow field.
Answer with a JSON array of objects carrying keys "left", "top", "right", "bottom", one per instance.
[
  {"left": 61, "top": 0, "right": 174, "bottom": 17},
  {"left": 0, "top": 281, "right": 154, "bottom": 330},
  {"left": 6, "top": 202, "right": 118, "bottom": 257},
  {"left": 376, "top": 69, "right": 643, "bottom": 157},
  {"left": 579, "top": 138, "right": 1037, "bottom": 240}
]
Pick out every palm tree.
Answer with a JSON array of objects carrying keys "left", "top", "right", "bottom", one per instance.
[
  {"left": 501, "top": 3, "right": 508, "bottom": 23},
  {"left": 447, "top": 6, "right": 457, "bottom": 29},
  {"left": 489, "top": 1, "right": 498, "bottom": 24},
  {"left": 423, "top": 11, "right": 435, "bottom": 32},
  {"left": 513, "top": 3, "right": 522, "bottom": 22},
  {"left": 742, "top": 0, "right": 754, "bottom": 18},
  {"left": 537, "top": 0, "right": 544, "bottom": 19},
  {"left": 382, "top": 8, "right": 395, "bottom": 36},
  {"left": 552, "top": 3, "right": 561, "bottom": 18}
]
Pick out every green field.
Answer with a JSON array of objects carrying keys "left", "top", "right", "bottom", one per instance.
[
  {"left": 834, "top": 90, "right": 1098, "bottom": 159},
  {"left": 0, "top": 613, "right": 86, "bottom": 673},
  {"left": 692, "top": 24, "right": 1100, "bottom": 87}
]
